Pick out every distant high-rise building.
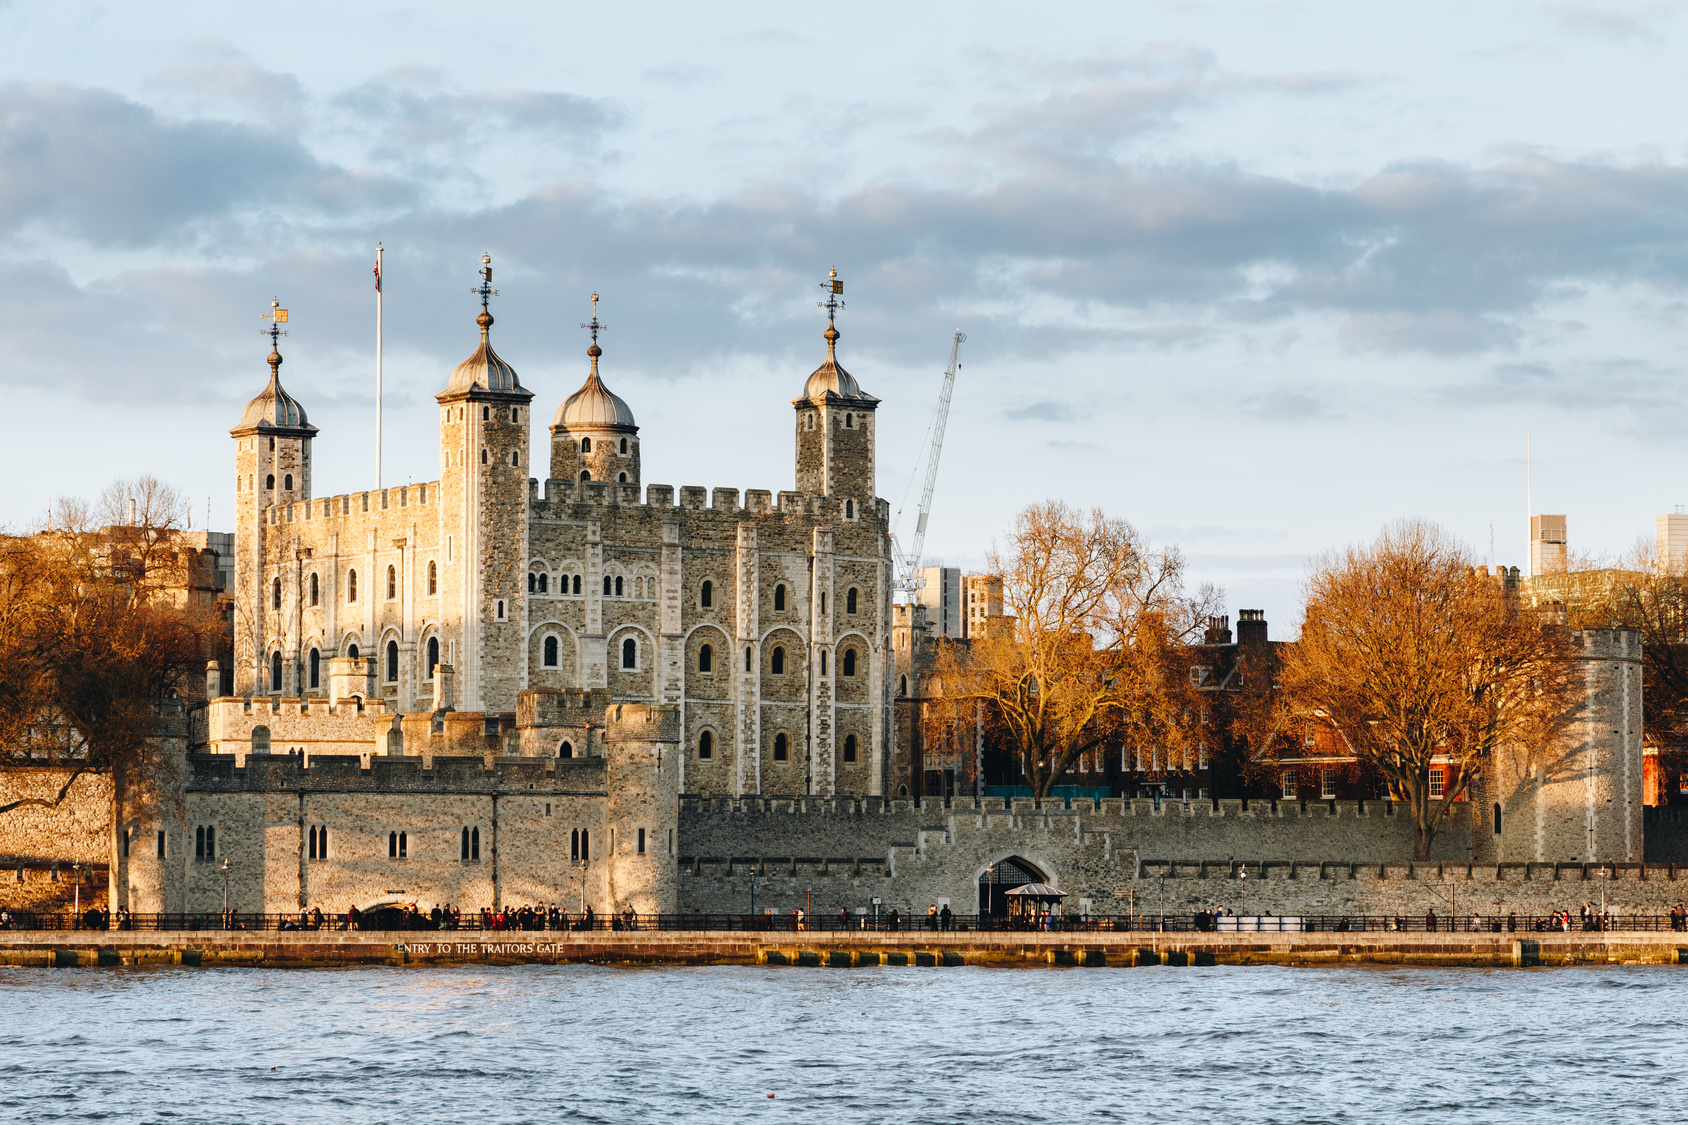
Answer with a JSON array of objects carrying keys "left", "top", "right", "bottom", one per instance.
[
  {"left": 915, "top": 566, "right": 961, "bottom": 639},
  {"left": 1529, "top": 514, "right": 1567, "bottom": 576},
  {"left": 1658, "top": 512, "right": 1688, "bottom": 574},
  {"left": 962, "top": 573, "right": 1003, "bottom": 638}
]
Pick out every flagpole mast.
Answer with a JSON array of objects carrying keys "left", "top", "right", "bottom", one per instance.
[{"left": 375, "top": 243, "right": 384, "bottom": 489}]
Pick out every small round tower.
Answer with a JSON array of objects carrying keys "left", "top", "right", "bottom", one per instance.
[
  {"left": 603, "top": 702, "right": 680, "bottom": 916},
  {"left": 550, "top": 293, "right": 640, "bottom": 488}
]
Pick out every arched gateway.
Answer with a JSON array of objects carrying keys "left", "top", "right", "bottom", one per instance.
[{"left": 979, "top": 856, "right": 1049, "bottom": 917}]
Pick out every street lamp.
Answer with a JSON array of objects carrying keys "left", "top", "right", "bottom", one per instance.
[
  {"left": 72, "top": 862, "right": 84, "bottom": 922},
  {"left": 220, "top": 857, "right": 232, "bottom": 925},
  {"left": 1158, "top": 870, "right": 1165, "bottom": 932},
  {"left": 749, "top": 866, "right": 757, "bottom": 917},
  {"left": 1238, "top": 865, "right": 1248, "bottom": 925},
  {"left": 574, "top": 860, "right": 588, "bottom": 921}
]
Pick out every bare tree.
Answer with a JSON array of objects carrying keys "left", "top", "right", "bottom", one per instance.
[
  {"left": 1279, "top": 520, "right": 1580, "bottom": 858},
  {"left": 925, "top": 501, "right": 1221, "bottom": 799}
]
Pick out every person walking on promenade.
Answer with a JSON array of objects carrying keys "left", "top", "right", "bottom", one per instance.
[
  {"left": 940, "top": 904, "right": 953, "bottom": 931},
  {"left": 927, "top": 904, "right": 938, "bottom": 930},
  {"left": 888, "top": 907, "right": 899, "bottom": 931},
  {"left": 1425, "top": 908, "right": 1437, "bottom": 933}
]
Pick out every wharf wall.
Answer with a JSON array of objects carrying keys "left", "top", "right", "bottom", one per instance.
[{"left": 4, "top": 929, "right": 1688, "bottom": 969}]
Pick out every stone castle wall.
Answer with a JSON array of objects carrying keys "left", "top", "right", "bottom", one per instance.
[{"left": 0, "top": 768, "right": 112, "bottom": 911}]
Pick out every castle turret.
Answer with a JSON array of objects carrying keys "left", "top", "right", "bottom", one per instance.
[
  {"left": 794, "top": 269, "right": 878, "bottom": 515},
  {"left": 603, "top": 703, "right": 680, "bottom": 916},
  {"left": 549, "top": 294, "right": 639, "bottom": 488},
  {"left": 1486, "top": 627, "right": 1644, "bottom": 863},
  {"left": 230, "top": 300, "right": 318, "bottom": 696},
  {"left": 435, "top": 256, "right": 535, "bottom": 712}
]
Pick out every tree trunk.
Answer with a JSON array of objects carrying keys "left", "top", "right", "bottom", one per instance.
[{"left": 108, "top": 756, "right": 125, "bottom": 913}]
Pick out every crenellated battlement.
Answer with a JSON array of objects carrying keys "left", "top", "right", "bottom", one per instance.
[
  {"left": 184, "top": 751, "right": 607, "bottom": 793},
  {"left": 526, "top": 479, "right": 889, "bottom": 531},
  {"left": 263, "top": 481, "right": 440, "bottom": 525}
]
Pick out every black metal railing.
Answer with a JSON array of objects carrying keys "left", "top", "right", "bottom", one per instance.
[{"left": 3, "top": 911, "right": 1685, "bottom": 935}]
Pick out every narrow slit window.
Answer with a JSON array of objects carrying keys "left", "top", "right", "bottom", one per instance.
[
  {"left": 774, "top": 733, "right": 788, "bottom": 761},
  {"left": 771, "top": 646, "right": 785, "bottom": 675},
  {"left": 698, "top": 730, "right": 713, "bottom": 760},
  {"left": 701, "top": 579, "right": 713, "bottom": 608}
]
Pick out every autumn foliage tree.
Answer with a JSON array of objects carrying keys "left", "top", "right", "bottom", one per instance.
[
  {"left": 924, "top": 501, "right": 1220, "bottom": 800},
  {"left": 1278, "top": 520, "right": 1580, "bottom": 858},
  {"left": 0, "top": 477, "right": 214, "bottom": 831}
]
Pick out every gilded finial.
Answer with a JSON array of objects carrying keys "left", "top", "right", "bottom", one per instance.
[
  {"left": 472, "top": 253, "right": 498, "bottom": 337},
  {"left": 262, "top": 297, "right": 289, "bottom": 375},
  {"left": 580, "top": 291, "right": 607, "bottom": 371},
  {"left": 817, "top": 268, "right": 844, "bottom": 356}
]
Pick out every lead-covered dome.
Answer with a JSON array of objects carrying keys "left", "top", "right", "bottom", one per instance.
[
  {"left": 554, "top": 344, "right": 636, "bottom": 428},
  {"left": 444, "top": 310, "right": 525, "bottom": 395},
  {"left": 798, "top": 324, "right": 876, "bottom": 404},
  {"left": 233, "top": 350, "right": 317, "bottom": 434}
]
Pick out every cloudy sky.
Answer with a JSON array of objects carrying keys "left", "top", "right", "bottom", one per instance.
[{"left": 2, "top": 1, "right": 1686, "bottom": 632}]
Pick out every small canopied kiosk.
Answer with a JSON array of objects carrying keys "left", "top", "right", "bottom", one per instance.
[{"left": 1004, "top": 883, "right": 1066, "bottom": 929}]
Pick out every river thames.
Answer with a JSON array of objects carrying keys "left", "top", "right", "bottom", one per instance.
[{"left": 3, "top": 963, "right": 1683, "bottom": 1122}]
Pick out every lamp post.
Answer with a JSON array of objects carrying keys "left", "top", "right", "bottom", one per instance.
[
  {"left": 1239, "top": 865, "right": 1247, "bottom": 923},
  {"left": 72, "top": 862, "right": 83, "bottom": 922},
  {"left": 220, "top": 857, "right": 232, "bottom": 926},
  {"left": 749, "top": 866, "right": 757, "bottom": 917},
  {"left": 574, "top": 860, "right": 587, "bottom": 919},
  {"left": 1158, "top": 870, "right": 1165, "bottom": 933}
]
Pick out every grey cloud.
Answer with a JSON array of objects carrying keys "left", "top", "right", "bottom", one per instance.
[
  {"left": 332, "top": 73, "right": 623, "bottom": 165},
  {"left": 149, "top": 51, "right": 308, "bottom": 113},
  {"left": 1005, "top": 399, "right": 1078, "bottom": 421},
  {"left": 1241, "top": 390, "right": 1332, "bottom": 421},
  {"left": 0, "top": 83, "right": 407, "bottom": 248}
]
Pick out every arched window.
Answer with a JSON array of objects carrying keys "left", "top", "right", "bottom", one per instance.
[
  {"left": 571, "top": 828, "right": 580, "bottom": 861},
  {"left": 347, "top": 569, "right": 358, "bottom": 603},
  {"left": 615, "top": 576, "right": 624, "bottom": 597},
  {"left": 461, "top": 827, "right": 470, "bottom": 860},
  {"left": 347, "top": 642, "right": 359, "bottom": 660},
  {"left": 820, "top": 650, "right": 827, "bottom": 675},
  {"left": 272, "top": 578, "right": 282, "bottom": 610},
  {"left": 309, "top": 573, "right": 319, "bottom": 606},
  {"left": 510, "top": 406, "right": 518, "bottom": 422},
  {"left": 386, "top": 565, "right": 396, "bottom": 599},
  {"left": 269, "top": 437, "right": 275, "bottom": 452},
  {"left": 470, "top": 827, "right": 480, "bottom": 861},
  {"left": 270, "top": 650, "right": 282, "bottom": 692},
  {"left": 482, "top": 406, "right": 490, "bottom": 420},
  {"left": 580, "top": 829, "right": 590, "bottom": 862},
  {"left": 1494, "top": 803, "right": 1503, "bottom": 835},
  {"left": 745, "top": 646, "right": 753, "bottom": 672},
  {"left": 580, "top": 470, "right": 590, "bottom": 481},
  {"left": 251, "top": 725, "right": 270, "bottom": 753},
  {"left": 898, "top": 674, "right": 908, "bottom": 696},
  {"left": 618, "top": 472, "right": 627, "bottom": 483},
  {"left": 774, "top": 733, "right": 788, "bottom": 761},
  {"left": 427, "top": 637, "right": 439, "bottom": 678},
  {"left": 284, "top": 473, "right": 293, "bottom": 491},
  {"left": 308, "top": 648, "right": 320, "bottom": 689},
  {"left": 538, "top": 573, "right": 548, "bottom": 593},
  {"left": 771, "top": 646, "right": 785, "bottom": 675},
  {"left": 581, "top": 437, "right": 592, "bottom": 452},
  {"left": 844, "top": 734, "right": 857, "bottom": 763},
  {"left": 512, "top": 451, "right": 520, "bottom": 466},
  {"left": 846, "top": 587, "right": 857, "bottom": 614},
  {"left": 265, "top": 474, "right": 275, "bottom": 490},
  {"left": 845, "top": 413, "right": 854, "bottom": 428},
  {"left": 481, "top": 449, "right": 488, "bottom": 464},
  {"left": 428, "top": 561, "right": 437, "bottom": 596},
  {"left": 843, "top": 648, "right": 857, "bottom": 677},
  {"left": 528, "top": 573, "right": 535, "bottom": 593},
  {"left": 619, "top": 437, "right": 627, "bottom": 454},
  {"left": 559, "top": 740, "right": 573, "bottom": 759},
  {"left": 701, "top": 579, "right": 713, "bottom": 608},
  {"left": 386, "top": 640, "right": 399, "bottom": 682},
  {"left": 774, "top": 584, "right": 786, "bottom": 611},
  {"left": 621, "top": 637, "right": 637, "bottom": 669},
  {"left": 496, "top": 599, "right": 505, "bottom": 620},
  {"left": 572, "top": 575, "right": 582, "bottom": 595},
  {"left": 844, "top": 499, "right": 854, "bottom": 519},
  {"left": 698, "top": 730, "right": 713, "bottom": 760},
  {"left": 544, "top": 636, "right": 559, "bottom": 667},
  {"left": 699, "top": 644, "right": 712, "bottom": 673},
  {"left": 603, "top": 576, "right": 612, "bottom": 596}
]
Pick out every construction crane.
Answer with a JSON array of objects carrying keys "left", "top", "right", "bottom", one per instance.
[{"left": 892, "top": 330, "right": 966, "bottom": 600}]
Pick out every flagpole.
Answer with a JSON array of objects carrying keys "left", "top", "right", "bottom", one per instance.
[{"left": 375, "top": 244, "right": 384, "bottom": 489}]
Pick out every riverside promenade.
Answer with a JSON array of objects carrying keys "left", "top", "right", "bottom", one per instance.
[{"left": 4, "top": 930, "right": 1688, "bottom": 969}]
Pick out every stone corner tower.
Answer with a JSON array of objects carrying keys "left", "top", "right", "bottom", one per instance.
[
  {"left": 793, "top": 269, "right": 878, "bottom": 515},
  {"left": 603, "top": 702, "right": 681, "bottom": 915},
  {"left": 434, "top": 255, "right": 535, "bottom": 714},
  {"left": 229, "top": 300, "right": 317, "bottom": 696}
]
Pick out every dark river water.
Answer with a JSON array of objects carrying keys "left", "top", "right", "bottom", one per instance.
[{"left": 2, "top": 963, "right": 1684, "bottom": 1123}]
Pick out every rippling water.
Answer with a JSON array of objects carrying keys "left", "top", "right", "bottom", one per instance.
[{"left": 3, "top": 963, "right": 1685, "bottom": 1123}]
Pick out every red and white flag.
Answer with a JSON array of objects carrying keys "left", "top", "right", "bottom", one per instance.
[{"left": 374, "top": 253, "right": 382, "bottom": 292}]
